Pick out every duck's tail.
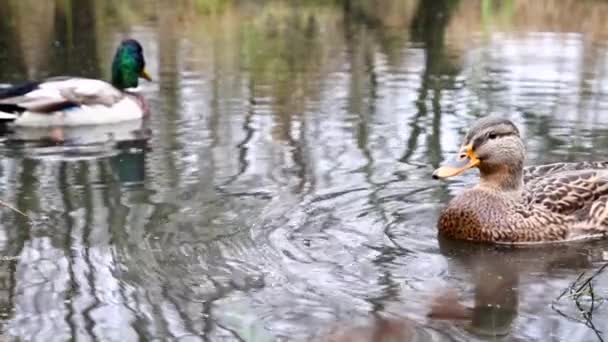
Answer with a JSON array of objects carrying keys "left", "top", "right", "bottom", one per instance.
[
  {"left": 0, "top": 81, "right": 40, "bottom": 100},
  {"left": 0, "top": 81, "right": 43, "bottom": 121},
  {"left": 0, "top": 111, "right": 18, "bottom": 121}
]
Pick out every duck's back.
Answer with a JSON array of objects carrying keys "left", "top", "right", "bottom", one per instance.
[
  {"left": 0, "top": 78, "right": 123, "bottom": 110},
  {"left": 523, "top": 161, "right": 608, "bottom": 184}
]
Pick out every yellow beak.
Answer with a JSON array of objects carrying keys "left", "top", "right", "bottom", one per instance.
[
  {"left": 140, "top": 69, "right": 152, "bottom": 81},
  {"left": 432, "top": 144, "right": 480, "bottom": 179}
]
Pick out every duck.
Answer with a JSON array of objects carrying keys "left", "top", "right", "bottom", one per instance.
[
  {"left": 0, "top": 39, "right": 151, "bottom": 127},
  {"left": 432, "top": 116, "right": 608, "bottom": 244}
]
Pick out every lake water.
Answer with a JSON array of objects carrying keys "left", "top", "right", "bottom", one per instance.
[{"left": 0, "top": 0, "right": 608, "bottom": 341}]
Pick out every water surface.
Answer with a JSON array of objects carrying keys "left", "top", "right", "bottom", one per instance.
[{"left": 0, "top": 0, "right": 608, "bottom": 341}]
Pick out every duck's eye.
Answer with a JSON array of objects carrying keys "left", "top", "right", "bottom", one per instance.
[{"left": 488, "top": 132, "right": 497, "bottom": 140}]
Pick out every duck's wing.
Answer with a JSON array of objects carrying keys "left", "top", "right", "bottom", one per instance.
[
  {"left": 523, "top": 162, "right": 608, "bottom": 183},
  {"left": 524, "top": 169, "right": 608, "bottom": 215},
  {"left": 524, "top": 170, "right": 608, "bottom": 240},
  {"left": 0, "top": 78, "right": 124, "bottom": 116}
]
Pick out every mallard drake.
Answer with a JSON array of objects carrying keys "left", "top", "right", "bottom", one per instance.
[
  {"left": 0, "top": 39, "right": 151, "bottom": 127},
  {"left": 433, "top": 116, "right": 608, "bottom": 244}
]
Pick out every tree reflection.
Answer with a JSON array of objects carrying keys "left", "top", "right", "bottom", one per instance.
[{"left": 401, "top": 0, "right": 461, "bottom": 165}]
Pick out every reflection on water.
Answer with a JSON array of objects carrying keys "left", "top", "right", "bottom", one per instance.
[{"left": 1, "top": 0, "right": 608, "bottom": 340}]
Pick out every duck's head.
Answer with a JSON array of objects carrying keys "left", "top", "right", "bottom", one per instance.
[
  {"left": 111, "top": 39, "right": 152, "bottom": 89},
  {"left": 432, "top": 117, "right": 525, "bottom": 190}
]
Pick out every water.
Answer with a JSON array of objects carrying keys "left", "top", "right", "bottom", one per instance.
[{"left": 0, "top": 0, "right": 608, "bottom": 341}]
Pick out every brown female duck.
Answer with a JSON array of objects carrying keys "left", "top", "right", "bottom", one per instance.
[{"left": 433, "top": 116, "right": 608, "bottom": 244}]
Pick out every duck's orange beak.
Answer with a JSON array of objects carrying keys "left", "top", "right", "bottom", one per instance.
[
  {"left": 140, "top": 68, "right": 152, "bottom": 81},
  {"left": 432, "top": 144, "right": 480, "bottom": 179}
]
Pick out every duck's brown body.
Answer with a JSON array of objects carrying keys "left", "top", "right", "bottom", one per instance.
[
  {"left": 438, "top": 187, "right": 575, "bottom": 243},
  {"left": 434, "top": 116, "right": 608, "bottom": 244}
]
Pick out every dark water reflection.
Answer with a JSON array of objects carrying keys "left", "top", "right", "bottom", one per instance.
[{"left": 1, "top": 0, "right": 608, "bottom": 341}]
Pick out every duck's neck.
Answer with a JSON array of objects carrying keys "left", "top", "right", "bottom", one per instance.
[
  {"left": 111, "top": 76, "right": 132, "bottom": 90},
  {"left": 111, "top": 62, "right": 138, "bottom": 90},
  {"left": 478, "top": 163, "right": 524, "bottom": 195}
]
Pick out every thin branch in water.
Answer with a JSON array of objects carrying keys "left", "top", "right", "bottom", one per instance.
[
  {"left": 552, "top": 262, "right": 608, "bottom": 342},
  {"left": 0, "top": 198, "right": 28, "bottom": 218},
  {"left": 556, "top": 271, "right": 586, "bottom": 301}
]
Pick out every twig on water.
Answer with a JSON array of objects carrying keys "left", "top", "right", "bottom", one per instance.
[
  {"left": 0, "top": 199, "right": 28, "bottom": 218},
  {"left": 552, "top": 263, "right": 608, "bottom": 342}
]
